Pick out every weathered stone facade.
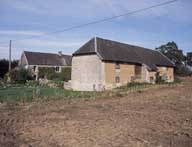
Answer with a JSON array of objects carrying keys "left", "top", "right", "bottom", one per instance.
[
  {"left": 157, "top": 67, "right": 174, "bottom": 82},
  {"left": 104, "top": 62, "right": 135, "bottom": 89},
  {"left": 71, "top": 55, "right": 104, "bottom": 91},
  {"left": 71, "top": 54, "right": 174, "bottom": 91}
]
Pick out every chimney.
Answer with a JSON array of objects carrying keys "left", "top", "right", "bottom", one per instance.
[
  {"left": 94, "top": 37, "right": 97, "bottom": 52},
  {"left": 58, "top": 51, "right": 62, "bottom": 56}
]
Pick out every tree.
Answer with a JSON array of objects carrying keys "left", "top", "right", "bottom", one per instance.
[
  {"left": 8, "top": 68, "right": 33, "bottom": 83},
  {"left": 0, "top": 59, "right": 18, "bottom": 78},
  {"left": 187, "top": 52, "right": 192, "bottom": 66},
  {"left": 156, "top": 41, "right": 190, "bottom": 75},
  {"left": 156, "top": 41, "right": 186, "bottom": 65}
]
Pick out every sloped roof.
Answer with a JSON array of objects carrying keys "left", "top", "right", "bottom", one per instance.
[
  {"left": 73, "top": 37, "right": 175, "bottom": 71},
  {"left": 24, "top": 51, "right": 72, "bottom": 66}
]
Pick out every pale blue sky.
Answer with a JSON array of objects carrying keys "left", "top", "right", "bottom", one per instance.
[{"left": 0, "top": 0, "right": 192, "bottom": 59}]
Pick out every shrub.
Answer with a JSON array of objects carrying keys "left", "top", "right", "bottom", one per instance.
[
  {"left": 175, "top": 65, "right": 192, "bottom": 76},
  {"left": 26, "top": 80, "right": 39, "bottom": 87},
  {"left": 60, "top": 67, "right": 71, "bottom": 81},
  {"left": 38, "top": 67, "right": 55, "bottom": 80},
  {"left": 54, "top": 81, "right": 64, "bottom": 88},
  {"left": 127, "top": 82, "right": 147, "bottom": 87},
  {"left": 155, "top": 72, "right": 166, "bottom": 84},
  {"left": 0, "top": 80, "right": 4, "bottom": 88},
  {"left": 8, "top": 68, "right": 33, "bottom": 83},
  {"left": 38, "top": 67, "right": 71, "bottom": 81}
]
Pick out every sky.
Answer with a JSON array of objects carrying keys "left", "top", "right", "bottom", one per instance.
[{"left": 0, "top": 0, "right": 192, "bottom": 59}]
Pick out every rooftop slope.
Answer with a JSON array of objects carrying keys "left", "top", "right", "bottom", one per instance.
[
  {"left": 24, "top": 51, "right": 72, "bottom": 66},
  {"left": 73, "top": 37, "right": 174, "bottom": 71}
]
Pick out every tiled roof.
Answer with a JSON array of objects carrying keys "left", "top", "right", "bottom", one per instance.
[
  {"left": 73, "top": 37, "right": 175, "bottom": 71},
  {"left": 24, "top": 51, "right": 72, "bottom": 66}
]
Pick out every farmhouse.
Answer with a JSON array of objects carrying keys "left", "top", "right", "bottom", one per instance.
[
  {"left": 19, "top": 51, "right": 72, "bottom": 80},
  {"left": 71, "top": 37, "right": 175, "bottom": 91}
]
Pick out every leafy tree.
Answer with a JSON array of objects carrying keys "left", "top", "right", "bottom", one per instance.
[
  {"left": 8, "top": 68, "right": 33, "bottom": 83},
  {"left": 0, "top": 59, "right": 18, "bottom": 78},
  {"left": 156, "top": 41, "right": 190, "bottom": 75},
  {"left": 156, "top": 41, "right": 186, "bottom": 65},
  {"left": 187, "top": 52, "right": 192, "bottom": 66}
]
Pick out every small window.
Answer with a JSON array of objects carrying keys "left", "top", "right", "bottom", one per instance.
[
  {"left": 115, "top": 63, "right": 120, "bottom": 69},
  {"left": 115, "top": 76, "right": 120, "bottom": 83},
  {"left": 55, "top": 66, "right": 60, "bottom": 72}
]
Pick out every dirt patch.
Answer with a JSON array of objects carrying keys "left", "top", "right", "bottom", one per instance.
[{"left": 0, "top": 77, "right": 192, "bottom": 147}]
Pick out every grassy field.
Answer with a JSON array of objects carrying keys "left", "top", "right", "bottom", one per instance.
[
  {"left": 0, "top": 85, "right": 85, "bottom": 102},
  {"left": 0, "top": 81, "right": 179, "bottom": 103}
]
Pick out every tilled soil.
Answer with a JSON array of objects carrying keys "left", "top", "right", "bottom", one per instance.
[{"left": 0, "top": 77, "right": 192, "bottom": 147}]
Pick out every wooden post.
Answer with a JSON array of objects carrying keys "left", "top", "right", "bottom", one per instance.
[{"left": 9, "top": 40, "right": 12, "bottom": 72}]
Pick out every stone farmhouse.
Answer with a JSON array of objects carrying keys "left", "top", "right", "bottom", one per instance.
[
  {"left": 71, "top": 37, "right": 175, "bottom": 91},
  {"left": 19, "top": 51, "right": 71, "bottom": 80}
]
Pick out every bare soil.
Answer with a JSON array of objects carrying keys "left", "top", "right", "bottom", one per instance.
[{"left": 0, "top": 77, "right": 192, "bottom": 147}]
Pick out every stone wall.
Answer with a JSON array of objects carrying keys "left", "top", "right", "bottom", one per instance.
[
  {"left": 71, "top": 54, "right": 104, "bottom": 91},
  {"left": 104, "top": 62, "right": 135, "bottom": 89},
  {"left": 157, "top": 67, "right": 174, "bottom": 82},
  {"left": 71, "top": 54, "right": 174, "bottom": 91},
  {"left": 141, "top": 65, "right": 174, "bottom": 83}
]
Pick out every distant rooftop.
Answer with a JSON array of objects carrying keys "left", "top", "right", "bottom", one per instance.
[{"left": 24, "top": 51, "right": 72, "bottom": 66}]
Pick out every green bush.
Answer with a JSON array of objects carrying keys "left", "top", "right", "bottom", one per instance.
[
  {"left": 26, "top": 80, "right": 39, "bottom": 87},
  {"left": 0, "top": 80, "right": 4, "bottom": 88},
  {"left": 38, "top": 67, "right": 71, "bottom": 81},
  {"left": 175, "top": 65, "right": 192, "bottom": 76},
  {"left": 54, "top": 81, "right": 64, "bottom": 88},
  {"left": 38, "top": 67, "right": 55, "bottom": 80},
  {"left": 60, "top": 67, "right": 71, "bottom": 81},
  {"left": 155, "top": 72, "right": 166, "bottom": 84},
  {"left": 127, "top": 82, "right": 148, "bottom": 87},
  {"left": 8, "top": 68, "right": 33, "bottom": 83}
]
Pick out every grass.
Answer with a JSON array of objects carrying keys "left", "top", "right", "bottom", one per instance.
[
  {"left": 0, "top": 85, "right": 86, "bottom": 102},
  {"left": 0, "top": 80, "right": 181, "bottom": 103}
]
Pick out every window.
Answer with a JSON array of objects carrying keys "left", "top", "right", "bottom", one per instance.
[
  {"left": 55, "top": 66, "right": 60, "bottom": 72},
  {"left": 33, "top": 66, "right": 36, "bottom": 71},
  {"left": 115, "top": 76, "right": 120, "bottom": 83},
  {"left": 115, "top": 63, "right": 120, "bottom": 69}
]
